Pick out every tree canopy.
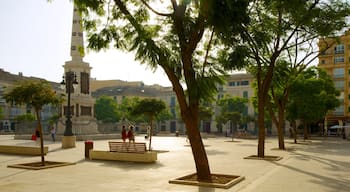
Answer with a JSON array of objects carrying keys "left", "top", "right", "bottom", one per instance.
[{"left": 95, "top": 96, "right": 120, "bottom": 123}]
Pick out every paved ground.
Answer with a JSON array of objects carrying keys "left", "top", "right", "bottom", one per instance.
[{"left": 0, "top": 134, "right": 349, "bottom": 192}]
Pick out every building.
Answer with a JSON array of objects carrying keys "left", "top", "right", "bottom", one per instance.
[
  {"left": 318, "top": 29, "right": 350, "bottom": 127},
  {"left": 0, "top": 69, "right": 61, "bottom": 133},
  {"left": 90, "top": 73, "right": 256, "bottom": 134}
]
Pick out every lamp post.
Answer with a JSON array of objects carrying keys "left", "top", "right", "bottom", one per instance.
[{"left": 60, "top": 71, "right": 78, "bottom": 148}]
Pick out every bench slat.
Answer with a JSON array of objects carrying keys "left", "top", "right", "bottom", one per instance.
[{"left": 109, "top": 142, "right": 146, "bottom": 153}]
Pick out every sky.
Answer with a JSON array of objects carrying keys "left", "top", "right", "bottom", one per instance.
[{"left": 0, "top": 0, "right": 172, "bottom": 87}]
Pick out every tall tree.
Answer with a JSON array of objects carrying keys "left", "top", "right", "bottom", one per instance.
[
  {"left": 265, "top": 61, "right": 305, "bottom": 149},
  {"left": 130, "top": 98, "right": 166, "bottom": 151},
  {"left": 216, "top": 0, "right": 350, "bottom": 157},
  {"left": 75, "top": 0, "right": 249, "bottom": 180},
  {"left": 287, "top": 67, "right": 340, "bottom": 140},
  {"left": 4, "top": 80, "right": 62, "bottom": 165}
]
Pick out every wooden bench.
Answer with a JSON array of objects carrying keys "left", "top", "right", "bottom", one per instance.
[{"left": 109, "top": 141, "right": 147, "bottom": 153}]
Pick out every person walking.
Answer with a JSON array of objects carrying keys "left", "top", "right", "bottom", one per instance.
[
  {"left": 127, "top": 126, "right": 135, "bottom": 143},
  {"left": 121, "top": 125, "right": 127, "bottom": 142},
  {"left": 50, "top": 125, "right": 56, "bottom": 142}
]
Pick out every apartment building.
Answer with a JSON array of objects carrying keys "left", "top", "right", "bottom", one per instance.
[{"left": 318, "top": 29, "right": 350, "bottom": 126}]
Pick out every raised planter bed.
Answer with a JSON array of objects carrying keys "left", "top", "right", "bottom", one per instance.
[
  {"left": 0, "top": 145, "right": 48, "bottom": 156},
  {"left": 89, "top": 150, "right": 157, "bottom": 163}
]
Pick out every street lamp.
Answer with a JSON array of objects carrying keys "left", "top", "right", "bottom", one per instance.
[{"left": 60, "top": 71, "right": 78, "bottom": 136}]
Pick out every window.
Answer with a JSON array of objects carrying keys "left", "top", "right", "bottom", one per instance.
[
  {"left": 334, "top": 105, "right": 344, "bottom": 115},
  {"left": 333, "top": 68, "right": 344, "bottom": 78},
  {"left": 243, "top": 91, "right": 248, "bottom": 98},
  {"left": 334, "top": 44, "right": 344, "bottom": 54},
  {"left": 321, "top": 60, "right": 325, "bottom": 64},
  {"left": 241, "top": 81, "right": 249, "bottom": 86},
  {"left": 71, "top": 46, "right": 76, "bottom": 50},
  {"left": 334, "top": 80, "right": 344, "bottom": 90},
  {"left": 217, "top": 94, "right": 223, "bottom": 100},
  {"left": 72, "top": 32, "right": 76, "bottom": 36},
  {"left": 229, "top": 82, "right": 236, "bottom": 86},
  {"left": 170, "top": 96, "right": 176, "bottom": 107},
  {"left": 334, "top": 57, "right": 344, "bottom": 63}
]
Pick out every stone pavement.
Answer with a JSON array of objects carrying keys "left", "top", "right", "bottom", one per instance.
[{"left": 0, "top": 134, "right": 349, "bottom": 192}]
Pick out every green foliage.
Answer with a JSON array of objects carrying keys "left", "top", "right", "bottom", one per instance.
[
  {"left": 48, "top": 114, "right": 60, "bottom": 125},
  {"left": 14, "top": 113, "right": 36, "bottom": 121},
  {"left": 4, "top": 80, "right": 62, "bottom": 111},
  {"left": 0, "top": 106, "right": 3, "bottom": 119},
  {"left": 117, "top": 97, "right": 145, "bottom": 123},
  {"left": 130, "top": 98, "right": 166, "bottom": 120},
  {"left": 94, "top": 96, "right": 120, "bottom": 123},
  {"left": 287, "top": 67, "right": 340, "bottom": 123},
  {"left": 216, "top": 96, "right": 249, "bottom": 127},
  {"left": 198, "top": 105, "right": 213, "bottom": 122}
]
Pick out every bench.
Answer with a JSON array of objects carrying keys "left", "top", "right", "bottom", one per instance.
[
  {"left": 0, "top": 145, "right": 48, "bottom": 156},
  {"left": 89, "top": 141, "right": 157, "bottom": 163},
  {"left": 109, "top": 142, "right": 147, "bottom": 153}
]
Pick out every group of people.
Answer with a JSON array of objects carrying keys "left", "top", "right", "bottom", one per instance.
[{"left": 121, "top": 125, "right": 135, "bottom": 143}]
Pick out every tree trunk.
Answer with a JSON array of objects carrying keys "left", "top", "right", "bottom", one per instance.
[
  {"left": 303, "top": 121, "right": 309, "bottom": 140},
  {"left": 185, "top": 113, "right": 211, "bottom": 181},
  {"left": 148, "top": 116, "right": 153, "bottom": 151},
  {"left": 292, "top": 121, "right": 298, "bottom": 144},
  {"left": 35, "top": 109, "right": 45, "bottom": 166},
  {"left": 257, "top": 99, "right": 265, "bottom": 157},
  {"left": 267, "top": 99, "right": 285, "bottom": 150},
  {"left": 231, "top": 121, "right": 234, "bottom": 142},
  {"left": 277, "top": 110, "right": 285, "bottom": 150}
]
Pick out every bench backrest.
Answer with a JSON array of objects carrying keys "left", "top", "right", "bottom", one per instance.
[{"left": 109, "top": 142, "right": 147, "bottom": 153}]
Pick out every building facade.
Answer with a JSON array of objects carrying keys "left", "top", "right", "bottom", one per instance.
[{"left": 318, "top": 29, "right": 350, "bottom": 126}]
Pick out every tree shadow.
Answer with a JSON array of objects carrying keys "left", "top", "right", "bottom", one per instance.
[
  {"left": 95, "top": 159, "right": 165, "bottom": 170},
  {"left": 268, "top": 159, "right": 350, "bottom": 190}
]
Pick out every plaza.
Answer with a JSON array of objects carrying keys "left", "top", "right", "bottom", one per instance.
[{"left": 0, "top": 135, "right": 349, "bottom": 192}]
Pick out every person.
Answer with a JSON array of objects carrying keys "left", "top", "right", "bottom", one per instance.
[
  {"left": 35, "top": 128, "right": 40, "bottom": 145},
  {"left": 121, "top": 125, "right": 127, "bottom": 142},
  {"left": 127, "top": 125, "right": 135, "bottom": 143},
  {"left": 50, "top": 125, "right": 56, "bottom": 142}
]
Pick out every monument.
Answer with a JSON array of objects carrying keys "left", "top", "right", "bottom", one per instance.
[{"left": 58, "top": 3, "right": 99, "bottom": 148}]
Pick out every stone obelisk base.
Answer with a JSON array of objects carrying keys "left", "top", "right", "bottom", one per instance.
[{"left": 62, "top": 136, "right": 76, "bottom": 149}]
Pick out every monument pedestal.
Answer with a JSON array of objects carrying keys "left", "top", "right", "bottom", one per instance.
[{"left": 62, "top": 136, "right": 76, "bottom": 149}]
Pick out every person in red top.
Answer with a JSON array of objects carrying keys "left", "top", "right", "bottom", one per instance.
[
  {"left": 127, "top": 125, "right": 135, "bottom": 143},
  {"left": 121, "top": 125, "right": 127, "bottom": 142}
]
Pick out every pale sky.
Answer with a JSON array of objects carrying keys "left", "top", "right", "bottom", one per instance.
[{"left": 0, "top": 0, "right": 172, "bottom": 87}]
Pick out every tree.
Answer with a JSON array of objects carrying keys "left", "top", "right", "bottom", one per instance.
[
  {"left": 287, "top": 67, "right": 340, "bottom": 141},
  {"left": 117, "top": 97, "right": 145, "bottom": 124},
  {"left": 75, "top": 0, "right": 249, "bottom": 180},
  {"left": 14, "top": 113, "right": 36, "bottom": 121},
  {"left": 216, "top": 0, "right": 350, "bottom": 157},
  {"left": 95, "top": 96, "right": 120, "bottom": 123},
  {"left": 4, "top": 80, "right": 62, "bottom": 165},
  {"left": 264, "top": 60, "right": 306, "bottom": 149},
  {"left": 130, "top": 98, "right": 166, "bottom": 151},
  {"left": 216, "top": 96, "right": 249, "bottom": 141}
]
